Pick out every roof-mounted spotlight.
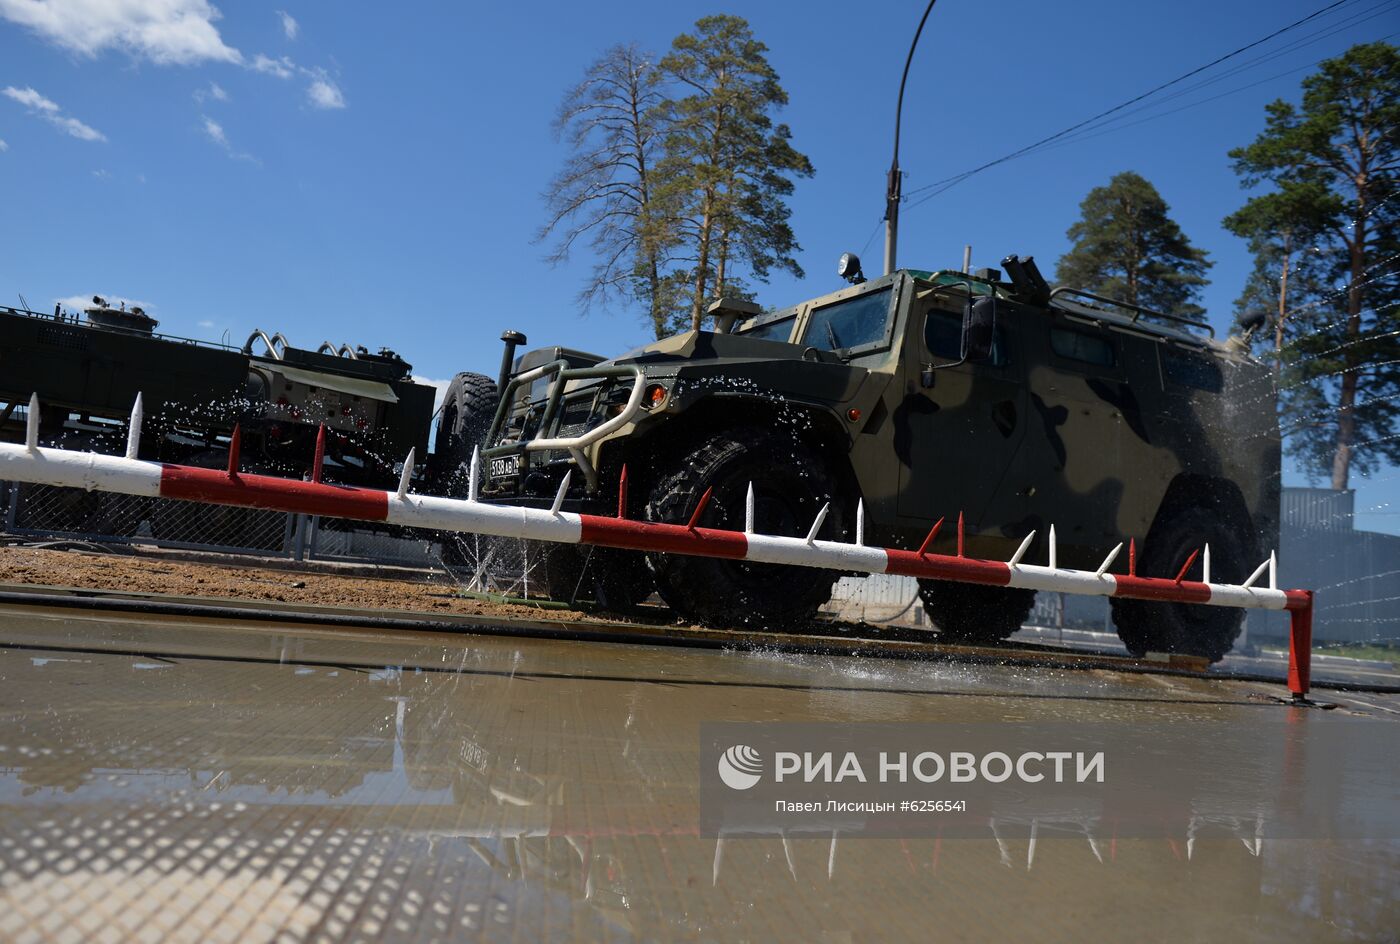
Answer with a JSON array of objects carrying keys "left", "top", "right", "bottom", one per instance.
[{"left": 838, "top": 252, "right": 866, "bottom": 285}]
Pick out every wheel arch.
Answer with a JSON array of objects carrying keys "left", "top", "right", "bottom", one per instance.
[
  {"left": 1148, "top": 472, "right": 1260, "bottom": 554},
  {"left": 605, "top": 393, "right": 862, "bottom": 518}
]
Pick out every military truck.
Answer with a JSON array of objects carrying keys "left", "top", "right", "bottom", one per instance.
[
  {"left": 442, "top": 253, "right": 1279, "bottom": 662},
  {"left": 0, "top": 297, "right": 437, "bottom": 540}
]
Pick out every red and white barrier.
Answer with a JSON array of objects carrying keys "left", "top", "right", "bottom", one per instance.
[{"left": 0, "top": 394, "right": 1316, "bottom": 700}]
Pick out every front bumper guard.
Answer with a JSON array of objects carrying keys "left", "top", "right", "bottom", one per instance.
[{"left": 482, "top": 361, "right": 647, "bottom": 490}]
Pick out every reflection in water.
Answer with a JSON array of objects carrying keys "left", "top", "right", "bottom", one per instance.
[{"left": 0, "top": 622, "right": 1397, "bottom": 942}]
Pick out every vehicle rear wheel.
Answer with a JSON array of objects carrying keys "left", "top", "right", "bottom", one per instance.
[
  {"left": 431, "top": 372, "right": 499, "bottom": 568},
  {"left": 534, "top": 543, "right": 653, "bottom": 610},
  {"left": 644, "top": 429, "right": 843, "bottom": 629},
  {"left": 917, "top": 580, "right": 1036, "bottom": 645},
  {"left": 431, "top": 371, "right": 498, "bottom": 497},
  {"left": 1110, "top": 505, "right": 1251, "bottom": 663}
]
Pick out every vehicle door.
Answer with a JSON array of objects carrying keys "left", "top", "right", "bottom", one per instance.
[
  {"left": 894, "top": 288, "right": 1029, "bottom": 554},
  {"left": 1022, "top": 315, "right": 1130, "bottom": 557}
]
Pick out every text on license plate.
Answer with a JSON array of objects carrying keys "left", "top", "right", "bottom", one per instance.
[{"left": 489, "top": 455, "right": 521, "bottom": 478}]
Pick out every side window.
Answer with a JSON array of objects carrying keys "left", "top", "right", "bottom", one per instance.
[
  {"left": 736, "top": 315, "right": 796, "bottom": 342},
  {"left": 923, "top": 308, "right": 1010, "bottom": 367},
  {"left": 1161, "top": 348, "right": 1223, "bottom": 393},
  {"left": 1050, "top": 327, "right": 1115, "bottom": 367}
]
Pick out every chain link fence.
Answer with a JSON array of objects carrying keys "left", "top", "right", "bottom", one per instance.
[{"left": 0, "top": 480, "right": 441, "bottom": 570}]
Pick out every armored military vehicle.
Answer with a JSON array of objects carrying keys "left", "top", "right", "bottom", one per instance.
[
  {"left": 0, "top": 297, "right": 437, "bottom": 539},
  {"left": 443, "top": 253, "right": 1278, "bottom": 662}
]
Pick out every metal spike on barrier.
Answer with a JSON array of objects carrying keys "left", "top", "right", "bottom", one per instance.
[
  {"left": 855, "top": 499, "right": 865, "bottom": 546},
  {"left": 1008, "top": 530, "right": 1036, "bottom": 567},
  {"left": 1048, "top": 525, "right": 1058, "bottom": 570},
  {"left": 1174, "top": 548, "right": 1200, "bottom": 584},
  {"left": 686, "top": 486, "right": 713, "bottom": 531},
  {"left": 1242, "top": 557, "right": 1270, "bottom": 589},
  {"left": 311, "top": 424, "right": 327, "bottom": 484},
  {"left": 227, "top": 424, "right": 242, "bottom": 477},
  {"left": 1095, "top": 542, "right": 1123, "bottom": 578},
  {"left": 1269, "top": 550, "right": 1277, "bottom": 590},
  {"left": 957, "top": 512, "right": 965, "bottom": 558},
  {"left": 25, "top": 393, "right": 39, "bottom": 450},
  {"left": 805, "top": 502, "right": 829, "bottom": 545},
  {"left": 617, "top": 464, "right": 628, "bottom": 518},
  {"left": 1128, "top": 538, "right": 1137, "bottom": 576},
  {"left": 125, "top": 393, "right": 143, "bottom": 461},
  {"left": 745, "top": 482, "right": 755, "bottom": 534},
  {"left": 550, "top": 470, "right": 572, "bottom": 516},
  {"left": 468, "top": 446, "right": 481, "bottom": 503},
  {"left": 1203, "top": 543, "right": 1211, "bottom": 584},
  {"left": 397, "top": 448, "right": 415, "bottom": 500},
  {"left": 916, "top": 517, "right": 944, "bottom": 557}
]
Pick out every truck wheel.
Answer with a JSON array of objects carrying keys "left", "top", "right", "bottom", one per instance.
[
  {"left": 1110, "top": 505, "right": 1250, "bottom": 663},
  {"left": 431, "top": 371, "right": 498, "bottom": 498},
  {"left": 917, "top": 580, "right": 1036, "bottom": 645},
  {"left": 431, "top": 372, "right": 498, "bottom": 568},
  {"left": 535, "top": 543, "right": 653, "bottom": 610},
  {"left": 644, "top": 429, "right": 843, "bottom": 629}
]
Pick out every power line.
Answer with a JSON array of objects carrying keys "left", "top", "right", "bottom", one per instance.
[{"left": 900, "top": 0, "right": 1361, "bottom": 205}]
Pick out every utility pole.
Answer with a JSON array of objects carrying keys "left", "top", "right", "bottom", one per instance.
[{"left": 884, "top": 0, "right": 939, "bottom": 276}]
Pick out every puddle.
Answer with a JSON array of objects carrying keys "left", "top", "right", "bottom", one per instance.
[{"left": 0, "top": 606, "right": 1396, "bottom": 941}]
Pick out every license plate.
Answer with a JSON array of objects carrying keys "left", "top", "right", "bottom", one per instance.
[{"left": 489, "top": 455, "right": 521, "bottom": 478}]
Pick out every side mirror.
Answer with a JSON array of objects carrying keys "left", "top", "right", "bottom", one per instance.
[{"left": 962, "top": 296, "right": 996, "bottom": 363}]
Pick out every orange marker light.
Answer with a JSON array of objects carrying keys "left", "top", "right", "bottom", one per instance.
[
  {"left": 645, "top": 384, "right": 668, "bottom": 409},
  {"left": 847, "top": 408, "right": 862, "bottom": 422}
]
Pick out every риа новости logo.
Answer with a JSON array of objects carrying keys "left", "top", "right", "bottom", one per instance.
[{"left": 718, "top": 745, "right": 763, "bottom": 790}]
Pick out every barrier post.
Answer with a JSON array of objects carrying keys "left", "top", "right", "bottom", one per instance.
[{"left": 1286, "top": 590, "right": 1314, "bottom": 703}]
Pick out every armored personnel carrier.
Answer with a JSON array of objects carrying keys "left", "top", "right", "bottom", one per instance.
[{"left": 445, "top": 254, "right": 1279, "bottom": 661}]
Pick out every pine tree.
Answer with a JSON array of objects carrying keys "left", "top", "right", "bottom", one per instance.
[
  {"left": 1226, "top": 42, "right": 1400, "bottom": 489},
  {"left": 1055, "top": 171, "right": 1211, "bottom": 319},
  {"left": 536, "top": 44, "right": 672, "bottom": 337},
  {"left": 653, "top": 15, "right": 813, "bottom": 334}
]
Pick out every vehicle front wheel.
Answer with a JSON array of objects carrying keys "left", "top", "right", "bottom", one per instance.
[{"left": 644, "top": 429, "right": 843, "bottom": 629}]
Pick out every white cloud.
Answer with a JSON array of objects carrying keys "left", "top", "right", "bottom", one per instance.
[
  {"left": 412, "top": 377, "right": 453, "bottom": 414},
  {"left": 91, "top": 167, "right": 110, "bottom": 179},
  {"left": 3, "top": 85, "right": 105, "bottom": 141},
  {"left": 307, "top": 77, "right": 344, "bottom": 110},
  {"left": 0, "top": 0, "right": 241, "bottom": 65},
  {"left": 54, "top": 114, "right": 105, "bottom": 141},
  {"left": 0, "top": 138, "right": 8, "bottom": 151},
  {"left": 197, "top": 319, "right": 215, "bottom": 328},
  {"left": 277, "top": 10, "right": 297, "bottom": 40},
  {"left": 251, "top": 53, "right": 294, "bottom": 78},
  {"left": 200, "top": 114, "right": 256, "bottom": 163},
  {"left": 194, "top": 81, "right": 227, "bottom": 104},
  {"left": 201, "top": 115, "right": 227, "bottom": 147},
  {"left": 2, "top": 86, "right": 59, "bottom": 112}
]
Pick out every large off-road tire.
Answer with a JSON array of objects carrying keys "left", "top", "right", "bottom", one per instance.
[
  {"left": 917, "top": 580, "right": 1036, "bottom": 645},
  {"left": 534, "top": 542, "right": 654, "bottom": 610},
  {"left": 644, "top": 429, "right": 843, "bottom": 629},
  {"left": 1110, "top": 505, "right": 1252, "bottom": 663},
  {"left": 431, "top": 372, "right": 499, "bottom": 568},
  {"left": 431, "top": 372, "right": 499, "bottom": 497}
]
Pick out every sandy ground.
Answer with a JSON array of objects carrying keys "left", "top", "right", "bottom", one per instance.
[{"left": 0, "top": 544, "right": 652, "bottom": 624}]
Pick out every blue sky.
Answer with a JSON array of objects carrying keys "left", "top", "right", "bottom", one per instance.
[{"left": 1, "top": 0, "right": 1397, "bottom": 527}]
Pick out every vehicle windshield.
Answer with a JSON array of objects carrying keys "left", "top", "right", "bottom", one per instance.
[{"left": 804, "top": 287, "right": 892, "bottom": 353}]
